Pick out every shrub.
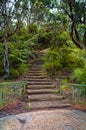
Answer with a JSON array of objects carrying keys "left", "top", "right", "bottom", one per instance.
[
  {"left": 8, "top": 41, "right": 35, "bottom": 78},
  {"left": 43, "top": 39, "right": 85, "bottom": 76},
  {"left": 37, "top": 31, "right": 51, "bottom": 49},
  {"left": 43, "top": 49, "right": 62, "bottom": 75},
  {"left": 71, "top": 63, "right": 86, "bottom": 84},
  {"left": 60, "top": 44, "right": 85, "bottom": 70},
  {"left": 18, "top": 63, "right": 28, "bottom": 75},
  {"left": 28, "top": 23, "right": 39, "bottom": 34},
  {"left": 9, "top": 68, "right": 20, "bottom": 79}
]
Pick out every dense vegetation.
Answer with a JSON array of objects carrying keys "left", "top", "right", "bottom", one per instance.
[{"left": 0, "top": 0, "right": 86, "bottom": 85}]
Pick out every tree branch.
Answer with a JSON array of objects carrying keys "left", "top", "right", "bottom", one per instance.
[{"left": 70, "top": 22, "right": 83, "bottom": 49}]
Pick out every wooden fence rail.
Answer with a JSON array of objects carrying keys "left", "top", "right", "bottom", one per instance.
[
  {"left": 0, "top": 81, "right": 27, "bottom": 107},
  {"left": 56, "top": 78, "right": 86, "bottom": 104}
]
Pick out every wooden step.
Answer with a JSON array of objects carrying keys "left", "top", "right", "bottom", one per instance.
[
  {"left": 26, "top": 89, "right": 58, "bottom": 94},
  {"left": 30, "top": 68, "right": 42, "bottom": 71},
  {"left": 31, "top": 65, "right": 42, "bottom": 68},
  {"left": 25, "top": 76, "right": 47, "bottom": 79},
  {"left": 27, "top": 101, "right": 71, "bottom": 110},
  {"left": 27, "top": 73, "right": 45, "bottom": 76},
  {"left": 28, "top": 94, "right": 65, "bottom": 102},
  {"left": 27, "top": 79, "right": 51, "bottom": 82},
  {"left": 27, "top": 85, "right": 55, "bottom": 89},
  {"left": 28, "top": 71, "right": 42, "bottom": 73},
  {"left": 28, "top": 82, "right": 52, "bottom": 85}
]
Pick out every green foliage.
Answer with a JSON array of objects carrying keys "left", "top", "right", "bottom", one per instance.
[
  {"left": 9, "top": 68, "right": 20, "bottom": 79},
  {"left": 71, "top": 63, "right": 86, "bottom": 84},
  {"left": 61, "top": 0, "right": 86, "bottom": 48},
  {"left": 0, "top": 37, "right": 35, "bottom": 79},
  {"left": 38, "top": 32, "right": 50, "bottom": 48},
  {"left": 43, "top": 31, "right": 85, "bottom": 76},
  {"left": 43, "top": 49, "right": 62, "bottom": 75},
  {"left": 36, "top": 26, "right": 52, "bottom": 48},
  {"left": 28, "top": 23, "right": 39, "bottom": 34},
  {"left": 60, "top": 44, "right": 84, "bottom": 69},
  {"left": 8, "top": 40, "right": 34, "bottom": 79},
  {"left": 9, "top": 28, "right": 31, "bottom": 42},
  {"left": 18, "top": 63, "right": 28, "bottom": 75},
  {"left": 52, "top": 31, "right": 70, "bottom": 47}
]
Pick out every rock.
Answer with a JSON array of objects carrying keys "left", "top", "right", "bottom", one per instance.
[
  {"left": 0, "top": 117, "right": 21, "bottom": 130},
  {"left": 0, "top": 109, "right": 86, "bottom": 130}
]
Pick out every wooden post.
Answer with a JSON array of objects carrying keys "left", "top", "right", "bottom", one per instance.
[{"left": 60, "top": 82, "right": 63, "bottom": 94}]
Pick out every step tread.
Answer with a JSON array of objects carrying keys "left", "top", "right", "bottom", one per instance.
[
  {"left": 27, "top": 73, "right": 45, "bottom": 76},
  {"left": 26, "top": 89, "right": 58, "bottom": 94},
  {"left": 28, "top": 101, "right": 71, "bottom": 109},
  {"left": 25, "top": 76, "right": 47, "bottom": 79},
  {"left": 27, "top": 79, "right": 51, "bottom": 82},
  {"left": 27, "top": 85, "right": 55, "bottom": 89},
  {"left": 28, "top": 71, "right": 43, "bottom": 73},
  {"left": 28, "top": 94, "right": 65, "bottom": 101},
  {"left": 28, "top": 82, "right": 52, "bottom": 85}
]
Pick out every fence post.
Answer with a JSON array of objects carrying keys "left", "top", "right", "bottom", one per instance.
[
  {"left": 0, "top": 85, "right": 2, "bottom": 106},
  {"left": 60, "top": 81, "right": 63, "bottom": 94}
]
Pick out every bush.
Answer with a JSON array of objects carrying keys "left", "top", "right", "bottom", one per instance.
[
  {"left": 0, "top": 24, "right": 38, "bottom": 79},
  {"left": 9, "top": 68, "right": 20, "bottom": 79},
  {"left": 0, "top": 40, "right": 35, "bottom": 79},
  {"left": 71, "top": 63, "right": 86, "bottom": 84},
  {"left": 43, "top": 49, "right": 62, "bottom": 75},
  {"left": 43, "top": 38, "right": 85, "bottom": 76},
  {"left": 8, "top": 41, "right": 35, "bottom": 78},
  {"left": 60, "top": 44, "right": 85, "bottom": 70},
  {"left": 9, "top": 28, "right": 31, "bottom": 42},
  {"left": 37, "top": 29, "right": 52, "bottom": 49},
  {"left": 28, "top": 23, "right": 39, "bottom": 34},
  {"left": 18, "top": 63, "right": 28, "bottom": 75}
]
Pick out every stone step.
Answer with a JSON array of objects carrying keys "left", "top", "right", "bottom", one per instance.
[
  {"left": 30, "top": 68, "right": 42, "bottom": 71},
  {"left": 33, "top": 61, "right": 44, "bottom": 65},
  {"left": 27, "top": 73, "right": 45, "bottom": 76},
  {"left": 28, "top": 94, "right": 65, "bottom": 102},
  {"left": 26, "top": 89, "right": 58, "bottom": 94},
  {"left": 28, "top": 101, "right": 71, "bottom": 110},
  {"left": 27, "top": 85, "right": 55, "bottom": 89},
  {"left": 28, "top": 82, "right": 52, "bottom": 85},
  {"left": 28, "top": 71, "right": 42, "bottom": 73},
  {"left": 31, "top": 65, "right": 42, "bottom": 68},
  {"left": 27, "top": 79, "right": 51, "bottom": 82},
  {"left": 25, "top": 76, "right": 47, "bottom": 79}
]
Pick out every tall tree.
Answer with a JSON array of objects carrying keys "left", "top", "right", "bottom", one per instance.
[
  {"left": 61, "top": 0, "right": 86, "bottom": 49},
  {"left": 0, "top": 0, "right": 10, "bottom": 79},
  {"left": 0, "top": 0, "right": 25, "bottom": 79}
]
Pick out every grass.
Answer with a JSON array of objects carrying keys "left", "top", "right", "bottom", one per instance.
[
  {"left": 71, "top": 99, "right": 86, "bottom": 105},
  {"left": 26, "top": 103, "right": 32, "bottom": 110}
]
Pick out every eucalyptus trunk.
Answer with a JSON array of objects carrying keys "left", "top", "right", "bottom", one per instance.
[
  {"left": 3, "top": 0, "right": 9, "bottom": 79},
  {"left": 4, "top": 24, "right": 9, "bottom": 79}
]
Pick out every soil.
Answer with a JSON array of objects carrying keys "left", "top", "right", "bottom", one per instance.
[{"left": 0, "top": 95, "right": 28, "bottom": 118}]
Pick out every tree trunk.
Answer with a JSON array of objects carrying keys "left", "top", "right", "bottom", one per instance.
[
  {"left": 4, "top": 21, "right": 9, "bottom": 79},
  {"left": 3, "top": 0, "right": 9, "bottom": 79}
]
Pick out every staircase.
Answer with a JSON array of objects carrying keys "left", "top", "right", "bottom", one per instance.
[{"left": 25, "top": 54, "right": 70, "bottom": 110}]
